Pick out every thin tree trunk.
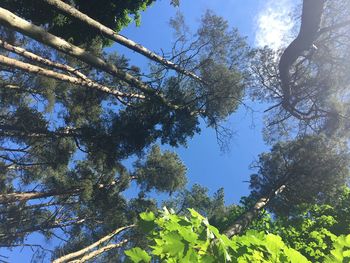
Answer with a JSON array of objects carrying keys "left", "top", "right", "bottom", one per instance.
[
  {"left": 70, "top": 240, "right": 128, "bottom": 263},
  {"left": 53, "top": 225, "right": 134, "bottom": 263},
  {"left": 0, "top": 124, "right": 77, "bottom": 138},
  {"left": 0, "top": 188, "right": 81, "bottom": 204},
  {"left": 225, "top": 184, "right": 286, "bottom": 237},
  {"left": 0, "top": 7, "right": 172, "bottom": 106},
  {"left": 0, "top": 176, "right": 137, "bottom": 205},
  {"left": 42, "top": 0, "right": 202, "bottom": 83},
  {"left": 0, "top": 38, "right": 89, "bottom": 80},
  {"left": 0, "top": 54, "right": 143, "bottom": 99}
]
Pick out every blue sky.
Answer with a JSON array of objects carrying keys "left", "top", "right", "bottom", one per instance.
[
  {"left": 117, "top": 0, "right": 296, "bottom": 204},
  {"left": 1, "top": 0, "right": 298, "bottom": 261}
]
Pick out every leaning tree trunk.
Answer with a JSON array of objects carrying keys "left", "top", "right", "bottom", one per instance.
[
  {"left": 0, "top": 54, "right": 139, "bottom": 99},
  {"left": 0, "top": 188, "right": 81, "bottom": 204},
  {"left": 226, "top": 0, "right": 328, "bottom": 237},
  {"left": 53, "top": 225, "right": 133, "bottom": 263},
  {"left": 225, "top": 184, "right": 286, "bottom": 237},
  {"left": 42, "top": 0, "right": 202, "bottom": 82}
]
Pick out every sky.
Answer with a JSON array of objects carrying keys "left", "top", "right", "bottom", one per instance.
[{"left": 1, "top": 0, "right": 298, "bottom": 261}]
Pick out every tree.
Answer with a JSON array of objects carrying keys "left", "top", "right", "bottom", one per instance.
[
  {"left": 218, "top": 135, "right": 349, "bottom": 238},
  {"left": 248, "top": 135, "right": 350, "bottom": 215},
  {"left": 2, "top": 0, "right": 350, "bottom": 261},
  {"left": 251, "top": 0, "right": 350, "bottom": 139},
  {"left": 0, "top": 1, "right": 250, "bottom": 259}
]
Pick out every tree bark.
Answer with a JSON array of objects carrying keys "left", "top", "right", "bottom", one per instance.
[
  {"left": 0, "top": 54, "right": 143, "bottom": 99},
  {"left": 0, "top": 38, "right": 89, "bottom": 80},
  {"left": 69, "top": 240, "right": 128, "bottom": 263},
  {"left": 225, "top": 184, "right": 286, "bottom": 237},
  {"left": 0, "top": 188, "right": 81, "bottom": 204},
  {"left": 42, "top": 0, "right": 202, "bottom": 83},
  {"left": 53, "top": 225, "right": 133, "bottom": 263}
]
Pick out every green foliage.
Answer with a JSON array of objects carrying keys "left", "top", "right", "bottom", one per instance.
[
  {"left": 167, "top": 11, "right": 250, "bottom": 128},
  {"left": 0, "top": 0, "right": 155, "bottom": 46},
  {"left": 325, "top": 234, "right": 350, "bottom": 263},
  {"left": 263, "top": 187, "right": 350, "bottom": 262},
  {"left": 134, "top": 145, "right": 187, "bottom": 193},
  {"left": 125, "top": 208, "right": 310, "bottom": 262},
  {"left": 0, "top": 7, "right": 250, "bottom": 254},
  {"left": 163, "top": 184, "right": 225, "bottom": 216}
]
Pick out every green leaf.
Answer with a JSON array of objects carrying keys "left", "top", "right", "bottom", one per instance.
[
  {"left": 125, "top": 247, "right": 151, "bottom": 263},
  {"left": 178, "top": 227, "right": 198, "bottom": 243},
  {"left": 162, "top": 231, "right": 185, "bottom": 256},
  {"left": 140, "top": 212, "right": 156, "bottom": 221},
  {"left": 139, "top": 212, "right": 157, "bottom": 233},
  {"left": 188, "top": 208, "right": 206, "bottom": 221}
]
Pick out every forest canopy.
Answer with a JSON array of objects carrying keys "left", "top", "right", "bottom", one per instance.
[{"left": 0, "top": 0, "right": 349, "bottom": 262}]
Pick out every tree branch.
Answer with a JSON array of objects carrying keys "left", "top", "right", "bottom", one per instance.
[{"left": 0, "top": 188, "right": 81, "bottom": 204}]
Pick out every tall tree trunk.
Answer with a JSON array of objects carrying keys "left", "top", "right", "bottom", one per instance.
[
  {"left": 53, "top": 225, "right": 133, "bottom": 263},
  {"left": 69, "top": 240, "right": 128, "bottom": 263},
  {"left": 42, "top": 0, "right": 202, "bottom": 82},
  {"left": 0, "top": 38, "right": 89, "bottom": 80},
  {"left": 225, "top": 184, "right": 286, "bottom": 237},
  {"left": 0, "top": 176, "right": 137, "bottom": 205},
  {"left": 0, "top": 54, "right": 141, "bottom": 99},
  {"left": 0, "top": 188, "right": 81, "bottom": 204}
]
